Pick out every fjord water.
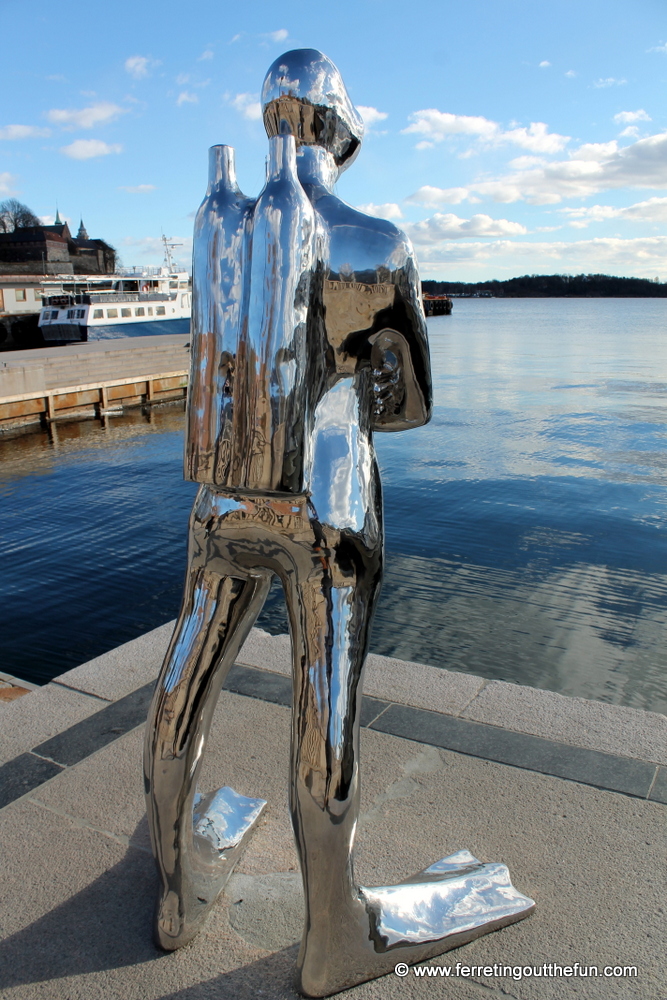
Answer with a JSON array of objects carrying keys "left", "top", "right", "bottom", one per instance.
[{"left": 1, "top": 298, "right": 665, "bottom": 714}]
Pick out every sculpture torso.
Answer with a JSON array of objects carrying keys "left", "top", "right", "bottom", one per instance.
[{"left": 185, "top": 139, "right": 431, "bottom": 502}]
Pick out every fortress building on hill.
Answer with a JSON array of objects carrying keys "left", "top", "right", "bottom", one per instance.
[{"left": 0, "top": 212, "right": 116, "bottom": 275}]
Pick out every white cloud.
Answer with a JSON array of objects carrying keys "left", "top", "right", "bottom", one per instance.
[
  {"left": 198, "top": 49, "right": 214, "bottom": 61},
  {"left": 406, "top": 212, "right": 527, "bottom": 243},
  {"left": 124, "top": 55, "right": 159, "bottom": 79},
  {"left": 404, "top": 110, "right": 497, "bottom": 143},
  {"left": 415, "top": 235, "right": 667, "bottom": 278},
  {"left": 409, "top": 130, "right": 667, "bottom": 206},
  {"left": 613, "top": 109, "right": 651, "bottom": 125},
  {"left": 119, "top": 184, "right": 156, "bottom": 193},
  {"left": 406, "top": 185, "right": 471, "bottom": 207},
  {"left": 230, "top": 92, "right": 262, "bottom": 120},
  {"left": 539, "top": 60, "right": 551, "bottom": 68},
  {"left": 403, "top": 110, "right": 569, "bottom": 153},
  {"left": 60, "top": 139, "right": 122, "bottom": 160},
  {"left": 565, "top": 70, "right": 577, "bottom": 77},
  {"left": 176, "top": 73, "right": 190, "bottom": 85},
  {"left": 46, "top": 102, "right": 125, "bottom": 130},
  {"left": 357, "top": 106, "right": 388, "bottom": 128},
  {"left": 593, "top": 77, "right": 627, "bottom": 88},
  {"left": 561, "top": 195, "right": 667, "bottom": 226},
  {"left": 177, "top": 91, "right": 198, "bottom": 106},
  {"left": 0, "top": 172, "right": 17, "bottom": 195},
  {"left": 267, "top": 28, "right": 288, "bottom": 42},
  {"left": 356, "top": 202, "right": 403, "bottom": 220},
  {"left": 507, "top": 155, "right": 546, "bottom": 169},
  {"left": 648, "top": 42, "right": 667, "bottom": 54},
  {"left": 572, "top": 140, "right": 619, "bottom": 161},
  {"left": 502, "top": 122, "right": 571, "bottom": 153},
  {"left": 0, "top": 124, "right": 50, "bottom": 140}
]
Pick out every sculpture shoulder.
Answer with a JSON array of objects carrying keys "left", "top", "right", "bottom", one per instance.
[{"left": 313, "top": 193, "right": 415, "bottom": 275}]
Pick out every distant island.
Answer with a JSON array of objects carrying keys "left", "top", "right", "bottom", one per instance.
[{"left": 422, "top": 274, "right": 667, "bottom": 298}]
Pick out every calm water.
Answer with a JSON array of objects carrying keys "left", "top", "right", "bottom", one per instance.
[{"left": 1, "top": 298, "right": 666, "bottom": 714}]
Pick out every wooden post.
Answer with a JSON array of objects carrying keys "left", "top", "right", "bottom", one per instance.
[
  {"left": 100, "top": 385, "right": 108, "bottom": 413},
  {"left": 46, "top": 395, "right": 56, "bottom": 422},
  {"left": 146, "top": 378, "right": 154, "bottom": 403}
]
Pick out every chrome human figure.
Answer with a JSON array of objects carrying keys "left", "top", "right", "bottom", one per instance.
[{"left": 144, "top": 48, "right": 534, "bottom": 997}]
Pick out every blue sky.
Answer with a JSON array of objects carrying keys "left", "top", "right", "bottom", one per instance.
[{"left": 3, "top": 0, "right": 667, "bottom": 280}]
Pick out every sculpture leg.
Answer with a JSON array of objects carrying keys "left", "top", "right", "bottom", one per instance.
[
  {"left": 144, "top": 560, "right": 271, "bottom": 950},
  {"left": 285, "top": 531, "right": 534, "bottom": 997},
  {"left": 284, "top": 527, "right": 383, "bottom": 995}
]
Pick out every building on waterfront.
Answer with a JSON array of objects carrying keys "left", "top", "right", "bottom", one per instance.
[{"left": 0, "top": 211, "right": 116, "bottom": 276}]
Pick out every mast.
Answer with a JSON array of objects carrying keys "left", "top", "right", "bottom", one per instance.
[{"left": 161, "top": 234, "right": 182, "bottom": 271}]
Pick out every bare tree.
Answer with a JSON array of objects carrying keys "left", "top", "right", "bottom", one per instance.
[{"left": 0, "top": 198, "right": 41, "bottom": 232}]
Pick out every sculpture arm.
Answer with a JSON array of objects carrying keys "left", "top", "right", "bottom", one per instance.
[{"left": 370, "top": 251, "right": 433, "bottom": 432}]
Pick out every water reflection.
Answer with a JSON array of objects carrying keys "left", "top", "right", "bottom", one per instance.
[
  {"left": 0, "top": 402, "right": 197, "bottom": 684},
  {"left": 1, "top": 299, "right": 666, "bottom": 714}
]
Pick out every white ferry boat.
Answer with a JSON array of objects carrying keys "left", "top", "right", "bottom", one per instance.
[{"left": 38, "top": 238, "right": 191, "bottom": 342}]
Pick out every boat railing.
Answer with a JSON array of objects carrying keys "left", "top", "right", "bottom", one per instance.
[
  {"left": 83, "top": 292, "right": 172, "bottom": 304},
  {"left": 117, "top": 266, "right": 164, "bottom": 277},
  {"left": 42, "top": 295, "right": 74, "bottom": 308},
  {"left": 42, "top": 291, "right": 177, "bottom": 308}
]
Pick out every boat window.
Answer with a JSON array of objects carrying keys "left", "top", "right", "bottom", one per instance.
[
  {"left": 147, "top": 307, "right": 153, "bottom": 316},
  {"left": 121, "top": 308, "right": 131, "bottom": 317},
  {"left": 135, "top": 307, "right": 145, "bottom": 317},
  {"left": 107, "top": 308, "right": 119, "bottom": 318},
  {"left": 15, "top": 289, "right": 26, "bottom": 301},
  {"left": 179, "top": 281, "right": 188, "bottom": 288},
  {"left": 169, "top": 281, "right": 178, "bottom": 289},
  {"left": 156, "top": 305, "right": 166, "bottom": 315},
  {"left": 93, "top": 309, "right": 103, "bottom": 319},
  {"left": 33, "top": 289, "right": 42, "bottom": 300},
  {"left": 0, "top": 290, "right": 4, "bottom": 311},
  {"left": 67, "top": 309, "right": 74, "bottom": 319},
  {"left": 77, "top": 309, "right": 85, "bottom": 318},
  {"left": 50, "top": 310, "right": 59, "bottom": 320}
]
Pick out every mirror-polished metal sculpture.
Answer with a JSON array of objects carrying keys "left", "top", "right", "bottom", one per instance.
[{"left": 144, "top": 47, "right": 535, "bottom": 997}]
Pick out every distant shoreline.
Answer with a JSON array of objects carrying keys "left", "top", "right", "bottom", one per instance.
[
  {"left": 439, "top": 293, "right": 667, "bottom": 298},
  {"left": 423, "top": 273, "right": 667, "bottom": 299}
]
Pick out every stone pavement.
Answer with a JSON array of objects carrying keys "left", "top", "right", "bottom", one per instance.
[{"left": 0, "top": 624, "right": 665, "bottom": 999}]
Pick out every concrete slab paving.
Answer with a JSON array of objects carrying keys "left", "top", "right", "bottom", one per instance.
[
  {"left": 51, "top": 620, "right": 176, "bottom": 702},
  {"left": 461, "top": 678, "right": 667, "bottom": 764},
  {"left": 28, "top": 623, "right": 666, "bottom": 771},
  {"left": 236, "top": 629, "right": 489, "bottom": 717},
  {"left": 234, "top": 628, "right": 667, "bottom": 764},
  {"left": 1, "top": 627, "right": 665, "bottom": 999},
  {"left": 0, "top": 681, "right": 108, "bottom": 765},
  {"left": 0, "top": 688, "right": 663, "bottom": 998}
]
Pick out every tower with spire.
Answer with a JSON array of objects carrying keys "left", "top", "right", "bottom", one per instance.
[{"left": 77, "top": 218, "right": 89, "bottom": 241}]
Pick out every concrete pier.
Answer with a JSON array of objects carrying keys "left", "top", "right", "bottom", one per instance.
[
  {"left": 0, "top": 334, "right": 190, "bottom": 432},
  {"left": 0, "top": 625, "right": 664, "bottom": 998}
]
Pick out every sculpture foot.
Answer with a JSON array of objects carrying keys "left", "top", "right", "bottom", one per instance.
[
  {"left": 297, "top": 850, "right": 535, "bottom": 997},
  {"left": 155, "top": 786, "right": 267, "bottom": 951}
]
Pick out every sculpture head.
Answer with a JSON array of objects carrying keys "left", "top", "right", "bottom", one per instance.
[{"left": 262, "top": 48, "right": 364, "bottom": 173}]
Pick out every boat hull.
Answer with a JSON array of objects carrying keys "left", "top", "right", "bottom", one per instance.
[{"left": 41, "top": 317, "right": 191, "bottom": 343}]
